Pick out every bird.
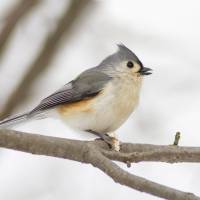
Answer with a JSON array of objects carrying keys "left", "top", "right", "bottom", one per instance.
[{"left": 0, "top": 44, "right": 152, "bottom": 151}]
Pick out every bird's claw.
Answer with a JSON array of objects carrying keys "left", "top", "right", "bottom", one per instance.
[{"left": 103, "top": 135, "right": 120, "bottom": 151}]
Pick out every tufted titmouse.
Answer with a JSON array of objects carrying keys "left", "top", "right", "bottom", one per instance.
[{"left": 0, "top": 44, "right": 152, "bottom": 150}]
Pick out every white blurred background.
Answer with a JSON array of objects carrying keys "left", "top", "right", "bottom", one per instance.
[{"left": 0, "top": 0, "right": 200, "bottom": 199}]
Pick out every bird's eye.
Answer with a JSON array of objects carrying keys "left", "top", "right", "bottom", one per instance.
[{"left": 127, "top": 61, "right": 134, "bottom": 68}]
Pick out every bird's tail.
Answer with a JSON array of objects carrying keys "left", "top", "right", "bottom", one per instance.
[{"left": 0, "top": 113, "right": 29, "bottom": 129}]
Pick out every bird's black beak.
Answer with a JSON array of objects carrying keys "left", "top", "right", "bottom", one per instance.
[{"left": 139, "top": 67, "right": 152, "bottom": 75}]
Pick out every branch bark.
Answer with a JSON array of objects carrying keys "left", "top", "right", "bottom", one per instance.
[
  {"left": 0, "top": 129, "right": 199, "bottom": 200},
  {"left": 0, "top": 0, "right": 40, "bottom": 58},
  {"left": 0, "top": 0, "right": 93, "bottom": 119}
]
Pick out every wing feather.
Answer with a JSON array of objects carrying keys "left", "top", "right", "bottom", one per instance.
[{"left": 29, "top": 69, "right": 111, "bottom": 115}]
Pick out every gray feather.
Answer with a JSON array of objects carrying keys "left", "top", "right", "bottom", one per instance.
[
  {"left": 0, "top": 69, "right": 111, "bottom": 128},
  {"left": 99, "top": 43, "right": 143, "bottom": 68},
  {"left": 0, "top": 44, "right": 137, "bottom": 128},
  {"left": 0, "top": 113, "right": 28, "bottom": 128},
  {"left": 29, "top": 70, "right": 112, "bottom": 115}
]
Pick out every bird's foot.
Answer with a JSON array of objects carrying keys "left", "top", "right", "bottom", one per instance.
[
  {"left": 87, "top": 130, "right": 120, "bottom": 151},
  {"left": 109, "top": 136, "right": 120, "bottom": 151},
  {"left": 97, "top": 135, "right": 120, "bottom": 151},
  {"left": 105, "top": 132, "right": 120, "bottom": 151}
]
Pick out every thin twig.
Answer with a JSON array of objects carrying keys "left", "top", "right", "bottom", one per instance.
[
  {"left": 0, "top": 0, "right": 93, "bottom": 120},
  {"left": 0, "top": 129, "right": 199, "bottom": 200},
  {"left": 173, "top": 132, "right": 181, "bottom": 146}
]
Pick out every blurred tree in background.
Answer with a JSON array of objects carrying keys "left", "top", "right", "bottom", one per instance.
[{"left": 0, "top": 0, "right": 93, "bottom": 119}]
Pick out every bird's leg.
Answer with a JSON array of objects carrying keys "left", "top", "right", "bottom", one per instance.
[
  {"left": 87, "top": 130, "right": 112, "bottom": 144},
  {"left": 87, "top": 130, "right": 120, "bottom": 151}
]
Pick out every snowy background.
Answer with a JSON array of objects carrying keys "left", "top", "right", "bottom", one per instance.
[{"left": 0, "top": 0, "right": 200, "bottom": 199}]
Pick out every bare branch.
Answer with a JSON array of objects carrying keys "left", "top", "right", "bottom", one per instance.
[
  {"left": 102, "top": 144, "right": 200, "bottom": 163},
  {"left": 0, "top": 0, "right": 40, "bottom": 58},
  {"left": 0, "top": 129, "right": 200, "bottom": 200},
  {"left": 0, "top": 0, "right": 93, "bottom": 119},
  {"left": 89, "top": 153, "right": 199, "bottom": 200}
]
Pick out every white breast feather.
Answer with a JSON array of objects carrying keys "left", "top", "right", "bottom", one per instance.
[{"left": 58, "top": 75, "right": 142, "bottom": 133}]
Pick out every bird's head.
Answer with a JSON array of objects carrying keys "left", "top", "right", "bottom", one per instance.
[{"left": 99, "top": 44, "right": 152, "bottom": 78}]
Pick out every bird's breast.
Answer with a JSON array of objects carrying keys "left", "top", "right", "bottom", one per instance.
[
  {"left": 96, "top": 76, "right": 142, "bottom": 131},
  {"left": 57, "top": 76, "right": 142, "bottom": 133}
]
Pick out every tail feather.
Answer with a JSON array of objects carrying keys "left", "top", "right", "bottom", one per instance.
[{"left": 0, "top": 113, "right": 28, "bottom": 129}]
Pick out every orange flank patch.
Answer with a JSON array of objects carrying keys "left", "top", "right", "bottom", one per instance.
[{"left": 57, "top": 98, "right": 95, "bottom": 117}]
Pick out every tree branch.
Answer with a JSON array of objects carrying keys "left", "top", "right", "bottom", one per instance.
[
  {"left": 102, "top": 144, "right": 200, "bottom": 163},
  {"left": 0, "top": 129, "right": 199, "bottom": 200}
]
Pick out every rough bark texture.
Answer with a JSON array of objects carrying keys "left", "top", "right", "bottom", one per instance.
[{"left": 0, "top": 129, "right": 200, "bottom": 200}]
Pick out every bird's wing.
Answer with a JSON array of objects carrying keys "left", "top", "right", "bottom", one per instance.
[{"left": 29, "top": 69, "right": 112, "bottom": 115}]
